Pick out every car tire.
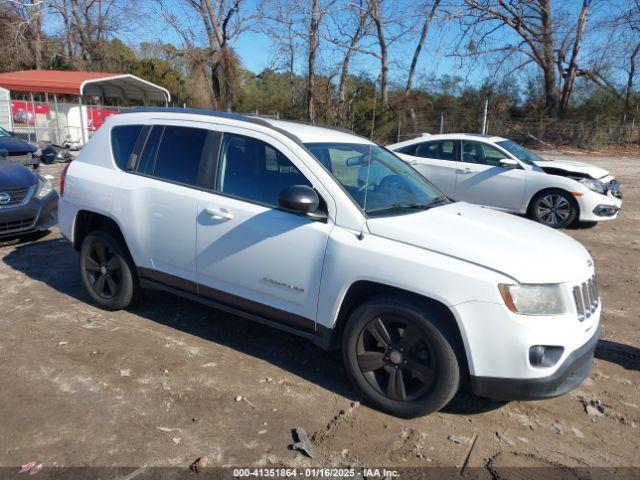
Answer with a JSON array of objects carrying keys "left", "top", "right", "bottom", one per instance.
[
  {"left": 342, "top": 296, "right": 462, "bottom": 418},
  {"left": 529, "top": 189, "right": 578, "bottom": 228},
  {"left": 80, "top": 230, "right": 140, "bottom": 311}
]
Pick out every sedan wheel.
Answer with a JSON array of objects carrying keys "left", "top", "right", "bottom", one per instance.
[{"left": 531, "top": 191, "right": 577, "bottom": 228}]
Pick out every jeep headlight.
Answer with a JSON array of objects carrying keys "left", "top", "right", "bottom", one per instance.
[
  {"left": 498, "top": 284, "right": 566, "bottom": 315},
  {"left": 578, "top": 178, "right": 605, "bottom": 194},
  {"left": 35, "top": 175, "right": 53, "bottom": 199}
]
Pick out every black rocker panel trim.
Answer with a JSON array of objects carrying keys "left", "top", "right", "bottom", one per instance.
[{"left": 137, "top": 267, "right": 331, "bottom": 348}]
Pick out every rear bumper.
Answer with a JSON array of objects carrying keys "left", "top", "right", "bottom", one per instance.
[{"left": 470, "top": 325, "right": 599, "bottom": 401}]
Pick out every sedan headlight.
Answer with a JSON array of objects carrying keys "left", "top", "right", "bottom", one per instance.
[
  {"left": 578, "top": 178, "right": 605, "bottom": 194},
  {"left": 498, "top": 284, "right": 566, "bottom": 315},
  {"left": 35, "top": 175, "right": 53, "bottom": 199}
]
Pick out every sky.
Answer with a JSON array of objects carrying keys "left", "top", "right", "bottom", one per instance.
[
  {"left": 115, "top": 0, "right": 489, "bottom": 88},
  {"left": 42, "top": 0, "right": 628, "bottom": 92}
]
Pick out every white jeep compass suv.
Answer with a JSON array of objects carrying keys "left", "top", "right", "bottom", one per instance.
[{"left": 58, "top": 109, "right": 601, "bottom": 417}]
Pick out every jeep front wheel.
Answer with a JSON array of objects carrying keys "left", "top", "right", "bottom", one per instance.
[{"left": 342, "top": 296, "right": 462, "bottom": 418}]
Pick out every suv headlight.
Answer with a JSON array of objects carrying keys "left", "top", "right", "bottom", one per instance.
[
  {"left": 35, "top": 175, "right": 53, "bottom": 199},
  {"left": 578, "top": 178, "right": 605, "bottom": 194},
  {"left": 498, "top": 284, "right": 566, "bottom": 315}
]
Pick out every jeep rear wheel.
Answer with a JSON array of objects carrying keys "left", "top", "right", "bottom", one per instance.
[
  {"left": 80, "top": 230, "right": 139, "bottom": 310},
  {"left": 342, "top": 297, "right": 461, "bottom": 418}
]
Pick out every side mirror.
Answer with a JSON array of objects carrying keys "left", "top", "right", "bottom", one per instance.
[
  {"left": 279, "top": 185, "right": 324, "bottom": 218},
  {"left": 499, "top": 158, "right": 520, "bottom": 169},
  {"left": 0, "top": 149, "right": 8, "bottom": 159}
]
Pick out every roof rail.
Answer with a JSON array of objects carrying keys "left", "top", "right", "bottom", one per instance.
[
  {"left": 272, "top": 117, "right": 370, "bottom": 141},
  {"left": 126, "top": 107, "right": 303, "bottom": 145}
]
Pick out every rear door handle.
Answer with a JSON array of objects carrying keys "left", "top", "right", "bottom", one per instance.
[{"left": 204, "top": 207, "right": 234, "bottom": 220}]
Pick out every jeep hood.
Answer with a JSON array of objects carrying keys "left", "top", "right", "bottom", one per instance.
[
  {"left": 534, "top": 159, "right": 610, "bottom": 180},
  {"left": 366, "top": 202, "right": 592, "bottom": 284}
]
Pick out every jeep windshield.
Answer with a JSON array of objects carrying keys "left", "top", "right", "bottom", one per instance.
[
  {"left": 305, "top": 142, "right": 445, "bottom": 215},
  {"left": 496, "top": 139, "right": 547, "bottom": 165}
]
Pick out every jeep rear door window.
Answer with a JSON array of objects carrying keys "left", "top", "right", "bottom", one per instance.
[
  {"left": 305, "top": 142, "right": 443, "bottom": 215},
  {"left": 137, "top": 126, "right": 209, "bottom": 186},
  {"left": 216, "top": 133, "right": 311, "bottom": 207},
  {"left": 111, "top": 124, "right": 143, "bottom": 170}
]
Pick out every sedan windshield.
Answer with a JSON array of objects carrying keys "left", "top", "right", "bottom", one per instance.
[
  {"left": 496, "top": 139, "right": 547, "bottom": 165},
  {"left": 305, "top": 142, "right": 445, "bottom": 215},
  {"left": 0, "top": 127, "right": 11, "bottom": 137}
]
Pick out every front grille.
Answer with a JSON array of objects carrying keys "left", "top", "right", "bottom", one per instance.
[
  {"left": 0, "top": 217, "right": 35, "bottom": 234},
  {"left": 572, "top": 275, "right": 599, "bottom": 321},
  {"left": 0, "top": 186, "right": 31, "bottom": 208}
]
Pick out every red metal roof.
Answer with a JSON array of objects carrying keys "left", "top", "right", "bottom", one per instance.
[{"left": 0, "top": 70, "right": 121, "bottom": 95}]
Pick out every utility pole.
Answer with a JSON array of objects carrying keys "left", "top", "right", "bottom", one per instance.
[{"left": 481, "top": 99, "right": 488, "bottom": 135}]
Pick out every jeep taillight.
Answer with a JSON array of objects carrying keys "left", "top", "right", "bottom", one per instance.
[{"left": 60, "top": 163, "right": 70, "bottom": 196}]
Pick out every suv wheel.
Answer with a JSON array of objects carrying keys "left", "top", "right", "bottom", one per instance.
[
  {"left": 342, "top": 296, "right": 461, "bottom": 417},
  {"left": 80, "top": 230, "right": 139, "bottom": 310},
  {"left": 529, "top": 190, "right": 577, "bottom": 228}
]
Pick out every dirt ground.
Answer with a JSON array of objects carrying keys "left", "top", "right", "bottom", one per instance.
[{"left": 0, "top": 150, "right": 639, "bottom": 477}]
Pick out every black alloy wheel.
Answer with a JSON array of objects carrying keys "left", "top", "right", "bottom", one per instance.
[
  {"left": 357, "top": 316, "right": 436, "bottom": 401},
  {"left": 85, "top": 240, "right": 121, "bottom": 299},
  {"left": 80, "top": 230, "right": 140, "bottom": 310},
  {"left": 342, "top": 296, "right": 462, "bottom": 417}
]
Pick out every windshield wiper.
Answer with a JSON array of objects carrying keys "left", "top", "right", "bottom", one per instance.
[
  {"left": 426, "top": 195, "right": 450, "bottom": 206},
  {"left": 367, "top": 202, "right": 433, "bottom": 214}
]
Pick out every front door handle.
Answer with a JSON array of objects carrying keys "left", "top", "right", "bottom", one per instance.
[
  {"left": 456, "top": 168, "right": 473, "bottom": 174},
  {"left": 204, "top": 207, "right": 234, "bottom": 220}
]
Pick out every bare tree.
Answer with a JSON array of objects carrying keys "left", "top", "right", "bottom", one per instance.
[
  {"left": 405, "top": 0, "right": 441, "bottom": 95},
  {"left": 461, "top": 0, "right": 593, "bottom": 117},
  {"left": 47, "top": 0, "right": 134, "bottom": 68},
  {"left": 367, "top": 0, "right": 389, "bottom": 107},
  {"left": 307, "top": 0, "right": 321, "bottom": 122},
  {"left": 259, "top": 0, "right": 300, "bottom": 104},
  {"left": 0, "top": 0, "right": 47, "bottom": 70},
  {"left": 334, "top": 1, "right": 369, "bottom": 124},
  {"left": 158, "top": 0, "right": 253, "bottom": 110}
]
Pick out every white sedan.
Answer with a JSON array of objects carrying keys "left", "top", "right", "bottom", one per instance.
[{"left": 388, "top": 133, "right": 622, "bottom": 228}]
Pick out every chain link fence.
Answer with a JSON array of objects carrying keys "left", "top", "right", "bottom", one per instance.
[
  {"left": 396, "top": 112, "right": 640, "bottom": 149},
  {"left": 0, "top": 96, "right": 132, "bottom": 148}
]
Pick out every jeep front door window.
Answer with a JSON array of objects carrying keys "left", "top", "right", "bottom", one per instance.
[{"left": 305, "top": 142, "right": 444, "bottom": 215}]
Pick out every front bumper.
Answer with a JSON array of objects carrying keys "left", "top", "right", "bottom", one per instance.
[
  {"left": 576, "top": 185, "right": 622, "bottom": 222},
  {"left": 0, "top": 191, "right": 58, "bottom": 238},
  {"left": 470, "top": 325, "right": 600, "bottom": 400}
]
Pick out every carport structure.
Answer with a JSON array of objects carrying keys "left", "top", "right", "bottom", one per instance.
[{"left": 0, "top": 70, "right": 170, "bottom": 145}]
